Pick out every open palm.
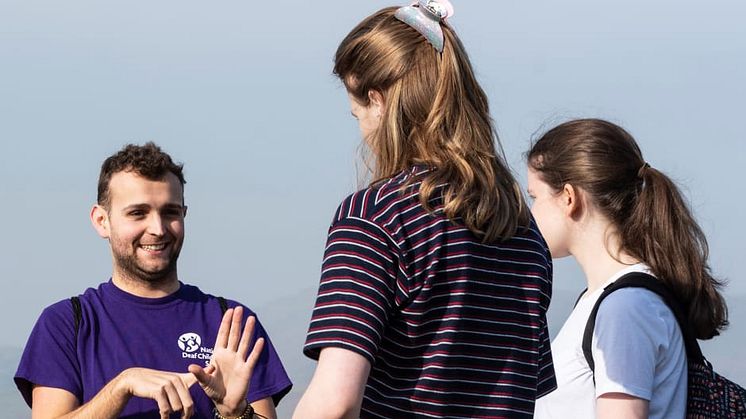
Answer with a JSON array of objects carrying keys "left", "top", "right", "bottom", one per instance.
[{"left": 188, "top": 306, "right": 265, "bottom": 416}]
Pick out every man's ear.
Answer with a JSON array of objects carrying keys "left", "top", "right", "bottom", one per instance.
[
  {"left": 368, "top": 90, "right": 384, "bottom": 118},
  {"left": 562, "top": 183, "right": 583, "bottom": 219},
  {"left": 90, "top": 205, "right": 110, "bottom": 239}
]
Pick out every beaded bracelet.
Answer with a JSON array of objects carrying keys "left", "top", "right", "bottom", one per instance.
[{"left": 213, "top": 402, "right": 254, "bottom": 419}]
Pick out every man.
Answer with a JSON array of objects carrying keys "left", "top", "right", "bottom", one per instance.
[{"left": 15, "top": 142, "right": 291, "bottom": 418}]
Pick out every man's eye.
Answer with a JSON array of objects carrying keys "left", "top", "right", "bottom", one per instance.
[{"left": 129, "top": 211, "right": 145, "bottom": 217}]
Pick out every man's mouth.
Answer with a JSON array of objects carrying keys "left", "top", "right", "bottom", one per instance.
[{"left": 140, "top": 243, "right": 168, "bottom": 252}]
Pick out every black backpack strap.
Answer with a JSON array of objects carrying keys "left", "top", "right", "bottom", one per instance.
[
  {"left": 573, "top": 288, "right": 588, "bottom": 308},
  {"left": 582, "top": 272, "right": 704, "bottom": 374},
  {"left": 217, "top": 296, "right": 229, "bottom": 315},
  {"left": 70, "top": 296, "right": 82, "bottom": 341}
]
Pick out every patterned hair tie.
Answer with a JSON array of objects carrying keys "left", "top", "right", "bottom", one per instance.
[{"left": 394, "top": 0, "right": 455, "bottom": 53}]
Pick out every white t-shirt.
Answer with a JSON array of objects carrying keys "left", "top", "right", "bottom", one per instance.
[{"left": 534, "top": 264, "right": 687, "bottom": 419}]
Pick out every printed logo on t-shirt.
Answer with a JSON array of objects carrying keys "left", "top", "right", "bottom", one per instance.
[
  {"left": 178, "top": 332, "right": 201, "bottom": 352},
  {"left": 178, "top": 332, "right": 214, "bottom": 366}
]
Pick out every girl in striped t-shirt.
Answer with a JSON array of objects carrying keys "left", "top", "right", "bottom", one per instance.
[{"left": 294, "top": 1, "right": 557, "bottom": 418}]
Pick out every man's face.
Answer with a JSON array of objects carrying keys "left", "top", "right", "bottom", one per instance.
[{"left": 97, "top": 171, "right": 186, "bottom": 284}]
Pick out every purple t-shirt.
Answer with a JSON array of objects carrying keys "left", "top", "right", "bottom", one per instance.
[{"left": 15, "top": 281, "right": 292, "bottom": 418}]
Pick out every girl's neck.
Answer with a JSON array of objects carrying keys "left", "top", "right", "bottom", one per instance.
[{"left": 569, "top": 218, "right": 640, "bottom": 294}]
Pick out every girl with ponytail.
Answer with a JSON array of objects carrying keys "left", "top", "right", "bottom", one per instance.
[
  {"left": 527, "top": 118, "right": 728, "bottom": 419},
  {"left": 295, "top": 2, "right": 556, "bottom": 418}
]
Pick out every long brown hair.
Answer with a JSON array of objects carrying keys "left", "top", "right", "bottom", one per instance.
[
  {"left": 527, "top": 118, "right": 727, "bottom": 339},
  {"left": 334, "top": 7, "right": 529, "bottom": 242}
]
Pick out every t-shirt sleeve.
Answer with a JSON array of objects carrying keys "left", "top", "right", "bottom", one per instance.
[
  {"left": 536, "top": 242, "right": 557, "bottom": 397},
  {"left": 591, "top": 289, "right": 672, "bottom": 400},
  {"left": 303, "top": 215, "right": 398, "bottom": 364},
  {"left": 234, "top": 308, "right": 292, "bottom": 406},
  {"left": 14, "top": 300, "right": 82, "bottom": 407}
]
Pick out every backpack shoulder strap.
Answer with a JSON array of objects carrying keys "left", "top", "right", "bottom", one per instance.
[
  {"left": 573, "top": 288, "right": 588, "bottom": 309},
  {"left": 70, "top": 296, "right": 82, "bottom": 341},
  {"left": 582, "top": 272, "right": 703, "bottom": 373},
  {"left": 217, "top": 296, "right": 229, "bottom": 315}
]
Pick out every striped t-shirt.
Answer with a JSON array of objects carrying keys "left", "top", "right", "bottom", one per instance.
[{"left": 304, "top": 166, "right": 556, "bottom": 418}]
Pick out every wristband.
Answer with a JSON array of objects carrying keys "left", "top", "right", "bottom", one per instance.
[{"left": 213, "top": 402, "right": 254, "bottom": 419}]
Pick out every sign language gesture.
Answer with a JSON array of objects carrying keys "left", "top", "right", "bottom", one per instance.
[{"left": 188, "top": 306, "right": 265, "bottom": 417}]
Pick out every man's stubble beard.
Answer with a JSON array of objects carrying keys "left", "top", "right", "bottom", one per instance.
[{"left": 112, "top": 244, "right": 182, "bottom": 285}]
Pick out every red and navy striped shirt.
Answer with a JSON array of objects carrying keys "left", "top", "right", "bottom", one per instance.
[{"left": 304, "top": 166, "right": 556, "bottom": 418}]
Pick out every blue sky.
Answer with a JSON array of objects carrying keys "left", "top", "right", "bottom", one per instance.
[{"left": 1, "top": 0, "right": 744, "bottom": 415}]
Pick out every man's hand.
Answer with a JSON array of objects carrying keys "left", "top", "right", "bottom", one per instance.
[
  {"left": 32, "top": 367, "right": 198, "bottom": 419},
  {"left": 188, "top": 306, "right": 265, "bottom": 417},
  {"left": 118, "top": 368, "right": 198, "bottom": 419}
]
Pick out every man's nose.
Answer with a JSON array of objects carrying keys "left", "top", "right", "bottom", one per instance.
[{"left": 146, "top": 214, "right": 166, "bottom": 236}]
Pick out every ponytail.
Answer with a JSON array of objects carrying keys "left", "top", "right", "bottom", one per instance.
[{"left": 624, "top": 166, "right": 728, "bottom": 339}]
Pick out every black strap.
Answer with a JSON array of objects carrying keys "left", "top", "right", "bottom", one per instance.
[
  {"left": 71, "top": 296, "right": 230, "bottom": 338},
  {"left": 217, "top": 296, "right": 228, "bottom": 314},
  {"left": 573, "top": 288, "right": 588, "bottom": 308},
  {"left": 582, "top": 272, "right": 704, "bottom": 374},
  {"left": 70, "top": 296, "right": 82, "bottom": 341}
]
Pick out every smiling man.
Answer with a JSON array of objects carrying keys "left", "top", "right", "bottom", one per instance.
[{"left": 14, "top": 143, "right": 291, "bottom": 418}]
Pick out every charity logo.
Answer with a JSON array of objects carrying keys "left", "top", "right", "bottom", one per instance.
[{"left": 177, "top": 332, "right": 201, "bottom": 353}]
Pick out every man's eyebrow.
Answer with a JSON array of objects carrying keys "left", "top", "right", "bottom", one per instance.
[
  {"left": 162, "top": 203, "right": 185, "bottom": 210},
  {"left": 121, "top": 203, "right": 184, "bottom": 211},
  {"left": 122, "top": 203, "right": 149, "bottom": 211}
]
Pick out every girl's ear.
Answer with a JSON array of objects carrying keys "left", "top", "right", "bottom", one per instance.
[
  {"left": 368, "top": 90, "right": 384, "bottom": 118},
  {"left": 562, "top": 183, "right": 583, "bottom": 219}
]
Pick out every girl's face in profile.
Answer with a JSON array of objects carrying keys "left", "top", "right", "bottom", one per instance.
[
  {"left": 347, "top": 91, "right": 382, "bottom": 144},
  {"left": 527, "top": 167, "right": 572, "bottom": 258}
]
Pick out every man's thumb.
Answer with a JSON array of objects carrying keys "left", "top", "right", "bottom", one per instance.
[{"left": 186, "top": 364, "right": 209, "bottom": 386}]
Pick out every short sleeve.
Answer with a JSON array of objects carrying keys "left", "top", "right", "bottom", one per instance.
[
  {"left": 536, "top": 315, "right": 557, "bottom": 397},
  {"left": 230, "top": 305, "right": 292, "bottom": 406},
  {"left": 592, "top": 289, "right": 669, "bottom": 400},
  {"left": 303, "top": 216, "right": 398, "bottom": 364},
  {"left": 14, "top": 300, "right": 81, "bottom": 407},
  {"left": 536, "top": 253, "right": 556, "bottom": 397}
]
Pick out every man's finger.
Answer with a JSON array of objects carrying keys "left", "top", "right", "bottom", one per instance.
[
  {"left": 172, "top": 375, "right": 195, "bottom": 419},
  {"left": 246, "top": 337, "right": 265, "bottom": 373},
  {"left": 180, "top": 370, "right": 199, "bottom": 388},
  {"left": 237, "top": 316, "right": 257, "bottom": 360},
  {"left": 187, "top": 364, "right": 211, "bottom": 387},
  {"left": 203, "top": 363, "right": 216, "bottom": 375},
  {"left": 227, "top": 306, "right": 244, "bottom": 351},
  {"left": 215, "top": 308, "right": 234, "bottom": 348},
  {"left": 153, "top": 389, "right": 173, "bottom": 419},
  {"left": 163, "top": 382, "right": 184, "bottom": 415}
]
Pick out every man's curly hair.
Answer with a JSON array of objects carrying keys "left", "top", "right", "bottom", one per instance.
[{"left": 97, "top": 142, "right": 186, "bottom": 208}]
